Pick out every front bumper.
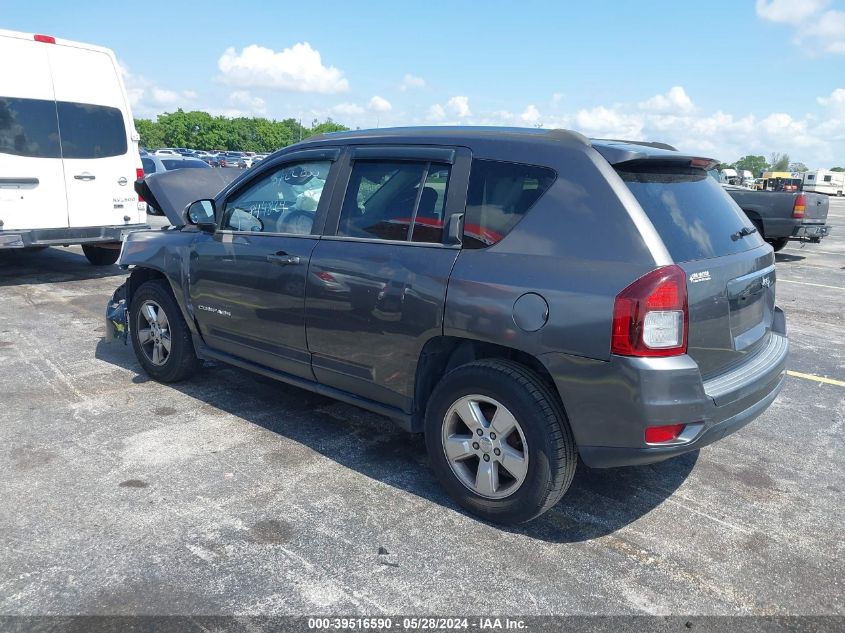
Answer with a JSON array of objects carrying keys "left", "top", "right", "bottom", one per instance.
[
  {"left": 541, "top": 307, "right": 788, "bottom": 468},
  {"left": 0, "top": 224, "right": 149, "bottom": 249}
]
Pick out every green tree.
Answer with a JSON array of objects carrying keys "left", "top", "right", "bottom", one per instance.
[
  {"left": 733, "top": 155, "right": 769, "bottom": 177},
  {"left": 830, "top": 166, "right": 844, "bottom": 172},
  {"left": 788, "top": 162, "right": 808, "bottom": 173},
  {"left": 769, "top": 152, "right": 790, "bottom": 171},
  {"left": 307, "top": 118, "right": 349, "bottom": 138}
]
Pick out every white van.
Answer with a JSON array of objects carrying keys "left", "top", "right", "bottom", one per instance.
[
  {"left": 0, "top": 29, "right": 146, "bottom": 265},
  {"left": 803, "top": 169, "right": 844, "bottom": 197}
]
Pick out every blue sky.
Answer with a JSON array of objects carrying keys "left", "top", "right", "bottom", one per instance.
[{"left": 4, "top": 0, "right": 845, "bottom": 165}]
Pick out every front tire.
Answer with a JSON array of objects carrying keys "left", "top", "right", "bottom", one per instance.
[
  {"left": 129, "top": 280, "right": 201, "bottom": 383},
  {"left": 424, "top": 359, "right": 576, "bottom": 524},
  {"left": 82, "top": 244, "right": 120, "bottom": 266}
]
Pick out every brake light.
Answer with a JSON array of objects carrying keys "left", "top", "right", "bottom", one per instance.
[
  {"left": 792, "top": 194, "right": 806, "bottom": 218},
  {"left": 34, "top": 34, "right": 56, "bottom": 44},
  {"left": 611, "top": 265, "right": 688, "bottom": 357},
  {"left": 135, "top": 168, "right": 145, "bottom": 202},
  {"left": 645, "top": 424, "right": 685, "bottom": 443}
]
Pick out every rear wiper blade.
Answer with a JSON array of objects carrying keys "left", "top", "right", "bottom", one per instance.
[{"left": 731, "top": 226, "right": 757, "bottom": 241}]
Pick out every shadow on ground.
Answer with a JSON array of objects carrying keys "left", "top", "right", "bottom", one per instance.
[
  {"left": 0, "top": 247, "right": 125, "bottom": 287},
  {"left": 95, "top": 339, "right": 697, "bottom": 544},
  {"left": 774, "top": 252, "right": 806, "bottom": 263}
]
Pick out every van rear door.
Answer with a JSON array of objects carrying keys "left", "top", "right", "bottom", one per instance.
[
  {"left": 48, "top": 43, "right": 142, "bottom": 228},
  {"left": 0, "top": 33, "right": 68, "bottom": 231}
]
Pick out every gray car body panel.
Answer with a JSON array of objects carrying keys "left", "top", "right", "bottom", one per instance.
[{"left": 118, "top": 126, "right": 788, "bottom": 466}]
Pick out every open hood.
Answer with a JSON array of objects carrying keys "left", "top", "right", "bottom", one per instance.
[{"left": 135, "top": 168, "right": 241, "bottom": 225}]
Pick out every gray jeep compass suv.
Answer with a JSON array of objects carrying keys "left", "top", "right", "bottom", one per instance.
[{"left": 114, "top": 127, "right": 788, "bottom": 524}]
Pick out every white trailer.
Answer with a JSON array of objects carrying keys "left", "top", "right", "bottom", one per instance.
[{"left": 803, "top": 169, "right": 845, "bottom": 196}]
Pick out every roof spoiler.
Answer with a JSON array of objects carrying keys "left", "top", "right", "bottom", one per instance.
[{"left": 594, "top": 138, "right": 678, "bottom": 151}]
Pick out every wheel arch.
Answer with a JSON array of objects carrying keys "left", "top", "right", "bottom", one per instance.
[
  {"left": 413, "top": 336, "right": 565, "bottom": 431},
  {"left": 126, "top": 266, "right": 200, "bottom": 338}
]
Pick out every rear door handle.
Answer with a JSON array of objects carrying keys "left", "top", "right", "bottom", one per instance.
[
  {"left": 267, "top": 252, "right": 301, "bottom": 266},
  {"left": 74, "top": 173, "right": 96, "bottom": 181}
]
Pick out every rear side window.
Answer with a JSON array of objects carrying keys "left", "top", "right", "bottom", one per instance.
[
  {"left": 618, "top": 162, "right": 762, "bottom": 262},
  {"left": 0, "top": 97, "right": 61, "bottom": 158},
  {"left": 57, "top": 102, "right": 127, "bottom": 158},
  {"left": 463, "top": 160, "right": 556, "bottom": 249},
  {"left": 338, "top": 160, "right": 452, "bottom": 243}
]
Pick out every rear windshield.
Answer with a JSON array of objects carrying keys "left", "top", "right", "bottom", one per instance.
[
  {"left": 617, "top": 162, "right": 763, "bottom": 262},
  {"left": 56, "top": 102, "right": 127, "bottom": 158},
  {"left": 162, "top": 159, "right": 209, "bottom": 170},
  {"left": 0, "top": 97, "right": 61, "bottom": 158}
]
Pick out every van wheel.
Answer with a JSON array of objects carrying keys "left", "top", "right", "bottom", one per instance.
[
  {"left": 129, "top": 280, "right": 201, "bottom": 383},
  {"left": 82, "top": 244, "right": 120, "bottom": 266},
  {"left": 424, "top": 359, "right": 576, "bottom": 524},
  {"left": 768, "top": 238, "right": 789, "bottom": 252}
]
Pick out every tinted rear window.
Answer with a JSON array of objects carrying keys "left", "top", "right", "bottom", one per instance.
[
  {"left": 463, "top": 160, "right": 556, "bottom": 248},
  {"left": 162, "top": 159, "right": 209, "bottom": 170},
  {"left": 57, "top": 102, "right": 127, "bottom": 158},
  {"left": 618, "top": 162, "right": 762, "bottom": 262},
  {"left": 0, "top": 97, "right": 61, "bottom": 158},
  {"left": 141, "top": 157, "right": 156, "bottom": 174}
]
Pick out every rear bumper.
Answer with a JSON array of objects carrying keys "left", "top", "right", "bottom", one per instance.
[
  {"left": 0, "top": 224, "right": 149, "bottom": 249},
  {"left": 541, "top": 307, "right": 788, "bottom": 468},
  {"left": 791, "top": 223, "right": 830, "bottom": 242}
]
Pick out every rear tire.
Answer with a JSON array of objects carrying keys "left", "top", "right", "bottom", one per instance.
[
  {"left": 82, "top": 244, "right": 120, "bottom": 266},
  {"left": 129, "top": 279, "right": 201, "bottom": 383},
  {"left": 424, "top": 359, "right": 577, "bottom": 524},
  {"left": 768, "top": 238, "right": 789, "bottom": 252}
]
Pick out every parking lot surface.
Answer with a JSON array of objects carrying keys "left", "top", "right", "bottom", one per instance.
[{"left": 1, "top": 203, "right": 843, "bottom": 616}]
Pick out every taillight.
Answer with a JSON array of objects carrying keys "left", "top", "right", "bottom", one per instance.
[
  {"left": 34, "top": 34, "right": 56, "bottom": 44},
  {"left": 135, "top": 168, "right": 145, "bottom": 202},
  {"left": 792, "top": 194, "right": 806, "bottom": 218},
  {"left": 645, "top": 424, "right": 686, "bottom": 444},
  {"left": 611, "top": 265, "right": 688, "bottom": 357}
]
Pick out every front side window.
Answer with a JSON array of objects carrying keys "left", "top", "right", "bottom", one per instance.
[
  {"left": 463, "top": 160, "right": 556, "bottom": 249},
  {"left": 0, "top": 96, "right": 61, "bottom": 158},
  {"left": 222, "top": 160, "right": 331, "bottom": 234},
  {"left": 56, "top": 102, "right": 127, "bottom": 158},
  {"left": 338, "top": 160, "right": 452, "bottom": 242}
]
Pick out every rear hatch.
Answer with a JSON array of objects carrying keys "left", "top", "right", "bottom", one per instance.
[{"left": 616, "top": 159, "right": 775, "bottom": 380}]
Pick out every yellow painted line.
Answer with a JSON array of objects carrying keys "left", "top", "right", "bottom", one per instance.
[
  {"left": 778, "top": 278, "right": 844, "bottom": 291},
  {"left": 786, "top": 370, "right": 845, "bottom": 388}
]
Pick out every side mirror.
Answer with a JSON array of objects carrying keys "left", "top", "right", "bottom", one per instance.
[
  {"left": 445, "top": 213, "right": 464, "bottom": 245},
  {"left": 183, "top": 199, "right": 216, "bottom": 232}
]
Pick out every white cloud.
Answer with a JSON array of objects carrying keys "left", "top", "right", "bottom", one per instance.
[
  {"left": 756, "top": 1, "right": 845, "bottom": 55},
  {"left": 520, "top": 105, "right": 541, "bottom": 125},
  {"left": 218, "top": 43, "right": 349, "bottom": 93},
  {"left": 755, "top": 0, "right": 829, "bottom": 23},
  {"left": 639, "top": 86, "right": 695, "bottom": 113},
  {"left": 119, "top": 61, "right": 197, "bottom": 116},
  {"left": 818, "top": 87, "right": 845, "bottom": 107},
  {"left": 400, "top": 74, "right": 426, "bottom": 91},
  {"left": 228, "top": 90, "right": 267, "bottom": 115},
  {"left": 368, "top": 95, "right": 392, "bottom": 113},
  {"left": 331, "top": 102, "right": 365, "bottom": 116},
  {"left": 427, "top": 104, "right": 446, "bottom": 121},
  {"left": 446, "top": 96, "right": 472, "bottom": 117}
]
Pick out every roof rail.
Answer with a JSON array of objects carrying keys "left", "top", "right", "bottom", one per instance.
[{"left": 594, "top": 138, "right": 678, "bottom": 152}]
